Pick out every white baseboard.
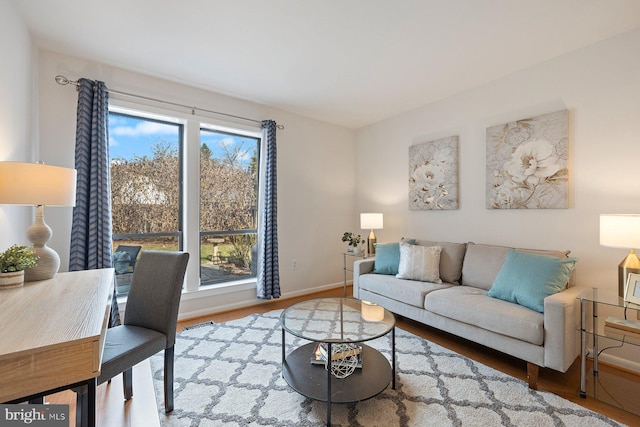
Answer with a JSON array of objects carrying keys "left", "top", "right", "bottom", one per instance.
[
  {"left": 177, "top": 281, "right": 345, "bottom": 320},
  {"left": 597, "top": 352, "right": 640, "bottom": 374}
]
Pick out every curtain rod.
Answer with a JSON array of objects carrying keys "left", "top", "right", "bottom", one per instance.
[{"left": 54, "top": 75, "right": 283, "bottom": 129}]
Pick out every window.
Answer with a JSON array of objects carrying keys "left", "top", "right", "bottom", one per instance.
[
  {"left": 109, "top": 111, "right": 183, "bottom": 295},
  {"left": 108, "top": 106, "right": 262, "bottom": 294},
  {"left": 199, "top": 128, "right": 260, "bottom": 285}
]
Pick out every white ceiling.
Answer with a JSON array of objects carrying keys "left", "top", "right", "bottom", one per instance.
[{"left": 9, "top": 0, "right": 640, "bottom": 129}]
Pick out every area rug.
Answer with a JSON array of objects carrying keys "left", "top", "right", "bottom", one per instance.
[{"left": 151, "top": 310, "right": 623, "bottom": 426}]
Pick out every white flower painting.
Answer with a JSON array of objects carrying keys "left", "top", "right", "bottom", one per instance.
[
  {"left": 486, "top": 110, "right": 569, "bottom": 209},
  {"left": 409, "top": 136, "right": 458, "bottom": 210}
]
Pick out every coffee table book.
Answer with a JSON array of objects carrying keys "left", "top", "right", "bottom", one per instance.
[{"left": 604, "top": 316, "right": 640, "bottom": 333}]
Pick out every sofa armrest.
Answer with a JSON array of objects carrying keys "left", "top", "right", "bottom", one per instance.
[
  {"left": 543, "top": 286, "right": 585, "bottom": 372},
  {"left": 353, "top": 258, "right": 375, "bottom": 299}
]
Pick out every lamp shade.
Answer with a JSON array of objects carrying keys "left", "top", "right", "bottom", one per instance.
[
  {"left": 0, "top": 162, "right": 76, "bottom": 207},
  {"left": 600, "top": 214, "right": 640, "bottom": 248},
  {"left": 360, "top": 213, "right": 383, "bottom": 230}
]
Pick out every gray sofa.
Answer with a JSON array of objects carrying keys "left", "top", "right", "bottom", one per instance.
[{"left": 353, "top": 240, "right": 582, "bottom": 389}]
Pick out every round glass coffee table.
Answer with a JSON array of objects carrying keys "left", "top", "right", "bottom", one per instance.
[{"left": 280, "top": 298, "right": 395, "bottom": 426}]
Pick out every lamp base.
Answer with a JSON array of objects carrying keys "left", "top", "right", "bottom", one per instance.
[
  {"left": 24, "top": 245, "right": 60, "bottom": 281},
  {"left": 24, "top": 205, "right": 60, "bottom": 282},
  {"left": 618, "top": 250, "right": 640, "bottom": 298},
  {"left": 367, "top": 230, "right": 377, "bottom": 255}
]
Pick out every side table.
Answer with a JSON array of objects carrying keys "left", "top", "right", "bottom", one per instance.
[
  {"left": 343, "top": 251, "right": 367, "bottom": 297},
  {"left": 578, "top": 287, "right": 640, "bottom": 416}
]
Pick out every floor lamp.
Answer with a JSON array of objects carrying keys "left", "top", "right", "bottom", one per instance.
[
  {"left": 600, "top": 214, "right": 640, "bottom": 298},
  {"left": 0, "top": 162, "right": 77, "bottom": 281}
]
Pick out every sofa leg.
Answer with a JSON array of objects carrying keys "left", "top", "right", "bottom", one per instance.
[{"left": 527, "top": 362, "right": 539, "bottom": 390}]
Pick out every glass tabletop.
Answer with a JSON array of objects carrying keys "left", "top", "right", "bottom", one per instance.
[
  {"left": 577, "top": 287, "right": 640, "bottom": 309},
  {"left": 280, "top": 297, "right": 395, "bottom": 343}
]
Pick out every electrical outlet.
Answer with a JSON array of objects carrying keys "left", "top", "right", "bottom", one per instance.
[{"left": 292, "top": 259, "right": 298, "bottom": 270}]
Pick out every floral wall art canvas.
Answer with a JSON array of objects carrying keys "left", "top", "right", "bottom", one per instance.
[
  {"left": 486, "top": 110, "right": 569, "bottom": 209},
  {"left": 409, "top": 136, "right": 458, "bottom": 210}
]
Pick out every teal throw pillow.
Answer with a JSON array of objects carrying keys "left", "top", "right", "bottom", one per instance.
[
  {"left": 113, "top": 251, "right": 132, "bottom": 275},
  {"left": 373, "top": 240, "right": 416, "bottom": 275},
  {"left": 487, "top": 249, "right": 577, "bottom": 313},
  {"left": 373, "top": 243, "right": 401, "bottom": 275}
]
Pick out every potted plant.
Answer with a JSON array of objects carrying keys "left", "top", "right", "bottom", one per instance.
[
  {"left": 341, "top": 232, "right": 364, "bottom": 254},
  {"left": 0, "top": 244, "right": 38, "bottom": 288}
]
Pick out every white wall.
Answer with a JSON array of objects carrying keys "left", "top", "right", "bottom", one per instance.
[
  {"left": 355, "top": 28, "right": 640, "bottom": 369},
  {"left": 0, "top": 0, "right": 36, "bottom": 250},
  {"left": 36, "top": 49, "right": 356, "bottom": 317}
]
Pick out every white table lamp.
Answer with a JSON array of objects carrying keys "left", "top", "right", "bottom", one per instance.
[
  {"left": 361, "top": 213, "right": 383, "bottom": 255},
  {"left": 0, "top": 162, "right": 77, "bottom": 281},
  {"left": 600, "top": 214, "right": 640, "bottom": 297}
]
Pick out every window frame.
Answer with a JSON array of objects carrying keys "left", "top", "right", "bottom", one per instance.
[
  {"left": 108, "top": 99, "right": 262, "bottom": 295},
  {"left": 199, "top": 125, "right": 261, "bottom": 286},
  {"left": 109, "top": 109, "right": 185, "bottom": 248}
]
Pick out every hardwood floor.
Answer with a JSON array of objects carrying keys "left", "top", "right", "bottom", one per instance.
[{"left": 49, "top": 286, "right": 640, "bottom": 426}]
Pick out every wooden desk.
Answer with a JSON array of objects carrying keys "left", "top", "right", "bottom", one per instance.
[{"left": 0, "top": 269, "right": 113, "bottom": 409}]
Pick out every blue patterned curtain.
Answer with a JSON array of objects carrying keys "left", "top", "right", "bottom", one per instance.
[
  {"left": 69, "top": 78, "right": 119, "bottom": 326},
  {"left": 257, "top": 120, "right": 280, "bottom": 299}
]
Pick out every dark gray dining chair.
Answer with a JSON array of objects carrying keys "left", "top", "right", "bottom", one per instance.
[
  {"left": 76, "top": 250, "right": 189, "bottom": 425},
  {"left": 114, "top": 244, "right": 142, "bottom": 273}
]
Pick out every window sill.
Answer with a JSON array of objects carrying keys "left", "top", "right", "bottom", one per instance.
[
  {"left": 116, "top": 278, "right": 256, "bottom": 306},
  {"left": 181, "top": 278, "right": 257, "bottom": 301}
]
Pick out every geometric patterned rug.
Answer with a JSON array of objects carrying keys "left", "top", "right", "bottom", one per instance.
[{"left": 150, "top": 310, "right": 624, "bottom": 427}]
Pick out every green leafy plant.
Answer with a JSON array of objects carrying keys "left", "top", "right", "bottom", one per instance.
[
  {"left": 0, "top": 245, "right": 39, "bottom": 273},
  {"left": 341, "top": 232, "right": 364, "bottom": 247}
]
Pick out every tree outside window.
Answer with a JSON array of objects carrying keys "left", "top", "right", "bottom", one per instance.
[{"left": 199, "top": 129, "right": 260, "bottom": 285}]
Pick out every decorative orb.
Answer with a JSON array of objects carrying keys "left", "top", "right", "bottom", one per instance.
[{"left": 325, "top": 343, "right": 359, "bottom": 378}]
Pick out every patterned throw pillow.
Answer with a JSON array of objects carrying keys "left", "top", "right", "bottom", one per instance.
[{"left": 396, "top": 243, "right": 442, "bottom": 283}]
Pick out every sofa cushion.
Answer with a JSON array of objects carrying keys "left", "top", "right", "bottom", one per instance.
[
  {"left": 414, "top": 240, "right": 466, "bottom": 284},
  {"left": 372, "top": 239, "right": 416, "bottom": 275},
  {"left": 359, "top": 273, "right": 451, "bottom": 307},
  {"left": 487, "top": 249, "right": 577, "bottom": 313},
  {"left": 396, "top": 243, "right": 442, "bottom": 283},
  {"left": 460, "top": 243, "right": 509, "bottom": 290},
  {"left": 461, "top": 243, "right": 572, "bottom": 290},
  {"left": 424, "top": 286, "right": 544, "bottom": 345}
]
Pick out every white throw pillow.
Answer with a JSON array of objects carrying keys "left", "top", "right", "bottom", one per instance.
[{"left": 396, "top": 243, "right": 442, "bottom": 283}]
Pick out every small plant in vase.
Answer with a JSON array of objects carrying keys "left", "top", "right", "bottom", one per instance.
[
  {"left": 341, "top": 232, "right": 364, "bottom": 254},
  {"left": 0, "top": 244, "right": 39, "bottom": 288}
]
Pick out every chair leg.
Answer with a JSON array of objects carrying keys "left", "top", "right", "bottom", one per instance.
[
  {"left": 164, "top": 345, "right": 175, "bottom": 413},
  {"left": 123, "top": 368, "right": 133, "bottom": 400}
]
